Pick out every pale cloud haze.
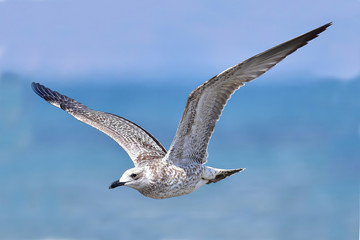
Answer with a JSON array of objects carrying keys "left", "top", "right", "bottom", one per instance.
[{"left": 0, "top": 0, "right": 358, "bottom": 83}]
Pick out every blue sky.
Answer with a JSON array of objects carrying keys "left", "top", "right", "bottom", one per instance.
[{"left": 0, "top": 0, "right": 359, "bottom": 84}]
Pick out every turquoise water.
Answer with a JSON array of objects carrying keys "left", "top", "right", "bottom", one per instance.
[{"left": 0, "top": 77, "right": 358, "bottom": 240}]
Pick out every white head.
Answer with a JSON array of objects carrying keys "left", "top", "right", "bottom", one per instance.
[{"left": 109, "top": 167, "right": 148, "bottom": 191}]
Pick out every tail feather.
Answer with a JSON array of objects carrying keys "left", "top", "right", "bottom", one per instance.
[{"left": 206, "top": 168, "right": 245, "bottom": 184}]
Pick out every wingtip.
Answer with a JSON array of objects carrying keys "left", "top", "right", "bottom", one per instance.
[
  {"left": 31, "top": 82, "right": 42, "bottom": 97},
  {"left": 31, "top": 82, "right": 39, "bottom": 88},
  {"left": 322, "top": 22, "right": 332, "bottom": 30},
  {"left": 314, "top": 22, "right": 332, "bottom": 35},
  {"left": 31, "top": 82, "right": 37, "bottom": 90},
  {"left": 31, "top": 82, "right": 51, "bottom": 99},
  {"left": 312, "top": 22, "right": 332, "bottom": 35}
]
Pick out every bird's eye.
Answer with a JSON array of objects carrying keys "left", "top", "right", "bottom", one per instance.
[{"left": 130, "top": 173, "right": 137, "bottom": 178}]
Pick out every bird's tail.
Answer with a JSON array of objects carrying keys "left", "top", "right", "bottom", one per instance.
[{"left": 206, "top": 168, "right": 245, "bottom": 184}]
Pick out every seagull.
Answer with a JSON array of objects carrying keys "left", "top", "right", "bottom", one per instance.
[{"left": 32, "top": 23, "right": 331, "bottom": 199}]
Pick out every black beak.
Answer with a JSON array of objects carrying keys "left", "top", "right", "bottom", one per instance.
[{"left": 109, "top": 180, "right": 125, "bottom": 189}]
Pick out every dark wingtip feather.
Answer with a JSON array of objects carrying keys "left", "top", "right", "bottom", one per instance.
[
  {"left": 31, "top": 82, "right": 58, "bottom": 100},
  {"left": 308, "top": 22, "right": 332, "bottom": 39},
  {"left": 32, "top": 82, "right": 60, "bottom": 102},
  {"left": 31, "top": 82, "right": 43, "bottom": 98},
  {"left": 294, "top": 22, "right": 332, "bottom": 54},
  {"left": 284, "top": 22, "right": 332, "bottom": 51},
  {"left": 31, "top": 82, "right": 88, "bottom": 112}
]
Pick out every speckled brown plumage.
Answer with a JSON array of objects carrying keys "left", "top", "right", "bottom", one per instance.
[{"left": 32, "top": 23, "right": 331, "bottom": 199}]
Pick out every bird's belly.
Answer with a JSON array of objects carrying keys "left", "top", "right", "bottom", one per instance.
[
  {"left": 139, "top": 164, "right": 206, "bottom": 199},
  {"left": 142, "top": 177, "right": 205, "bottom": 199}
]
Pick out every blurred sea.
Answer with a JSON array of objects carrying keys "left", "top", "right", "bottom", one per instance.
[{"left": 0, "top": 75, "right": 358, "bottom": 240}]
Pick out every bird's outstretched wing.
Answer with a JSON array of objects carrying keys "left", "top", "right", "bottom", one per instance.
[
  {"left": 32, "top": 83, "right": 167, "bottom": 166},
  {"left": 165, "top": 23, "right": 331, "bottom": 166}
]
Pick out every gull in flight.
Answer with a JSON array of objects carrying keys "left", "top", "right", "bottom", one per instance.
[{"left": 32, "top": 23, "right": 331, "bottom": 199}]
